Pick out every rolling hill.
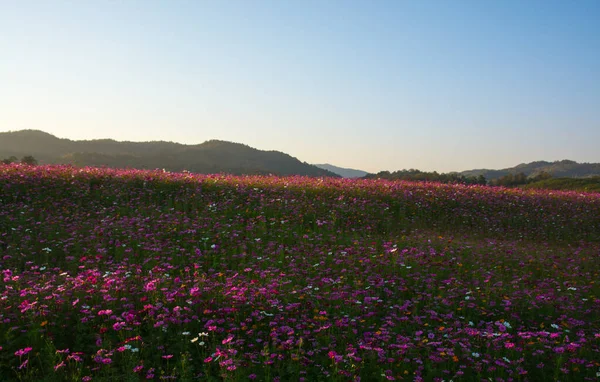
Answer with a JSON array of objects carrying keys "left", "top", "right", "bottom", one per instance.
[
  {"left": 0, "top": 130, "right": 339, "bottom": 177},
  {"left": 460, "top": 160, "right": 600, "bottom": 180}
]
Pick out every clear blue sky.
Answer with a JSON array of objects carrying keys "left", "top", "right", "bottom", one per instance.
[{"left": 1, "top": 0, "right": 599, "bottom": 172}]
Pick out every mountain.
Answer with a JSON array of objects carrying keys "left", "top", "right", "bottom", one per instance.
[
  {"left": 314, "top": 163, "right": 370, "bottom": 178},
  {"left": 0, "top": 130, "right": 340, "bottom": 177},
  {"left": 460, "top": 160, "right": 600, "bottom": 181}
]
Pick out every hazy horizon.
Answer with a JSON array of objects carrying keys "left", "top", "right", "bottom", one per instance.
[{"left": 2, "top": 1, "right": 599, "bottom": 173}]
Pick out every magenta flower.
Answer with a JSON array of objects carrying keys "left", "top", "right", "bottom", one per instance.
[
  {"left": 15, "top": 347, "right": 33, "bottom": 357},
  {"left": 112, "top": 322, "right": 126, "bottom": 331}
]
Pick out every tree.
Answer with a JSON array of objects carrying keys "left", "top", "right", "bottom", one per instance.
[
  {"left": 490, "top": 172, "right": 528, "bottom": 187},
  {"left": 529, "top": 171, "right": 552, "bottom": 183},
  {"left": 20, "top": 155, "right": 38, "bottom": 165},
  {"left": 1, "top": 156, "right": 18, "bottom": 164}
]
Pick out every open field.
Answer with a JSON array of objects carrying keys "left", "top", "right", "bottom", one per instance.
[{"left": 1, "top": 164, "right": 600, "bottom": 381}]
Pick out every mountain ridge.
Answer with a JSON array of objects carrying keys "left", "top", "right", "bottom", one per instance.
[
  {"left": 0, "top": 130, "right": 339, "bottom": 177},
  {"left": 3, "top": 130, "right": 600, "bottom": 180},
  {"left": 460, "top": 159, "right": 600, "bottom": 180},
  {"left": 314, "top": 163, "right": 370, "bottom": 178}
]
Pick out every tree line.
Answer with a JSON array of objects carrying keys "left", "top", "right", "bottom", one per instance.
[
  {"left": 364, "top": 169, "right": 487, "bottom": 185},
  {"left": 488, "top": 171, "right": 552, "bottom": 187},
  {"left": 364, "top": 169, "right": 561, "bottom": 188},
  {"left": 1, "top": 155, "right": 38, "bottom": 165}
]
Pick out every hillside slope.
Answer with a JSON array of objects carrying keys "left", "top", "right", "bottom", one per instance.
[
  {"left": 0, "top": 130, "right": 339, "bottom": 177},
  {"left": 314, "top": 163, "right": 369, "bottom": 178},
  {"left": 460, "top": 160, "right": 600, "bottom": 180}
]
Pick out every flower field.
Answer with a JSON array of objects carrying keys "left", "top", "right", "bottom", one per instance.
[{"left": 1, "top": 164, "right": 600, "bottom": 382}]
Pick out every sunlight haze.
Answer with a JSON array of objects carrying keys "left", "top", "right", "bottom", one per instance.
[{"left": 1, "top": 0, "right": 599, "bottom": 173}]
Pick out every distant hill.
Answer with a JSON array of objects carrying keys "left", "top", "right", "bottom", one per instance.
[
  {"left": 314, "top": 163, "right": 370, "bottom": 178},
  {"left": 460, "top": 160, "right": 600, "bottom": 181},
  {"left": 0, "top": 130, "right": 339, "bottom": 177}
]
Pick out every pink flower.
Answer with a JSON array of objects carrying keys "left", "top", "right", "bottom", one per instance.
[
  {"left": 54, "top": 361, "right": 65, "bottom": 371},
  {"left": 113, "top": 322, "right": 126, "bottom": 331},
  {"left": 504, "top": 342, "right": 515, "bottom": 349},
  {"left": 15, "top": 347, "right": 33, "bottom": 357},
  {"left": 144, "top": 281, "right": 157, "bottom": 292}
]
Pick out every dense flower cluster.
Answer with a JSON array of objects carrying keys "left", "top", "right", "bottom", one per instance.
[{"left": 0, "top": 164, "right": 599, "bottom": 381}]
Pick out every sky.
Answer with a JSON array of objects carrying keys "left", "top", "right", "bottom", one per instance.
[{"left": 1, "top": 1, "right": 599, "bottom": 173}]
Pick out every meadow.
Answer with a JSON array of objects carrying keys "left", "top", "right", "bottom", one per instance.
[{"left": 1, "top": 164, "right": 600, "bottom": 382}]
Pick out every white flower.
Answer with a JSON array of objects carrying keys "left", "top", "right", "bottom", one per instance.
[
  {"left": 182, "top": 331, "right": 191, "bottom": 336},
  {"left": 191, "top": 337, "right": 198, "bottom": 343},
  {"left": 472, "top": 352, "right": 480, "bottom": 358}
]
